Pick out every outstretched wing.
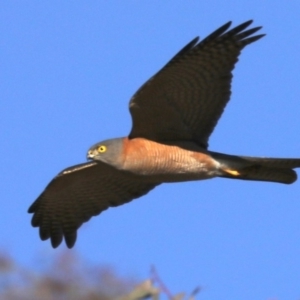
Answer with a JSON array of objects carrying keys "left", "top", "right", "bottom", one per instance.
[
  {"left": 129, "top": 20, "right": 265, "bottom": 148},
  {"left": 28, "top": 161, "right": 159, "bottom": 248}
]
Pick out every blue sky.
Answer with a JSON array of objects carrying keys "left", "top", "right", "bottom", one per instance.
[{"left": 1, "top": 1, "right": 300, "bottom": 299}]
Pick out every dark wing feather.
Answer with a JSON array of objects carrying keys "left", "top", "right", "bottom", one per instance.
[
  {"left": 129, "top": 20, "right": 265, "bottom": 148},
  {"left": 28, "top": 161, "right": 159, "bottom": 248}
]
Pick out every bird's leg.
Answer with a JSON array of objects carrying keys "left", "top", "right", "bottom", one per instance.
[{"left": 222, "top": 168, "right": 241, "bottom": 176}]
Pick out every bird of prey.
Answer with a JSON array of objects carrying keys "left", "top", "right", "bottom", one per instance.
[{"left": 28, "top": 20, "right": 300, "bottom": 249}]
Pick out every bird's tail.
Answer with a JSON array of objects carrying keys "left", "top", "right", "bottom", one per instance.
[{"left": 211, "top": 152, "right": 300, "bottom": 184}]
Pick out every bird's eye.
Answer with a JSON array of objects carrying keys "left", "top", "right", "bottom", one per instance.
[{"left": 98, "top": 145, "right": 107, "bottom": 153}]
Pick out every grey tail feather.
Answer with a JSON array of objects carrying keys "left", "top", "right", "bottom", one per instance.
[
  {"left": 210, "top": 152, "right": 300, "bottom": 184},
  {"left": 221, "top": 165, "right": 297, "bottom": 184}
]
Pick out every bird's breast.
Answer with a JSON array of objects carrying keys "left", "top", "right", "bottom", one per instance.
[{"left": 122, "top": 138, "right": 220, "bottom": 182}]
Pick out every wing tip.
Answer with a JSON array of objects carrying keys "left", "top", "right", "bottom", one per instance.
[
  {"left": 65, "top": 232, "right": 77, "bottom": 249},
  {"left": 37, "top": 227, "right": 78, "bottom": 249}
]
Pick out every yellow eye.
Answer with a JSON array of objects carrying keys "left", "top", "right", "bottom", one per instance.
[{"left": 98, "top": 145, "right": 107, "bottom": 153}]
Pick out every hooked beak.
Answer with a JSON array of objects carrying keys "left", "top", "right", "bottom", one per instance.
[{"left": 87, "top": 149, "right": 96, "bottom": 160}]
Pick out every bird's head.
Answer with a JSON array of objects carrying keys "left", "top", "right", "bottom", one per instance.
[{"left": 87, "top": 137, "right": 125, "bottom": 169}]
